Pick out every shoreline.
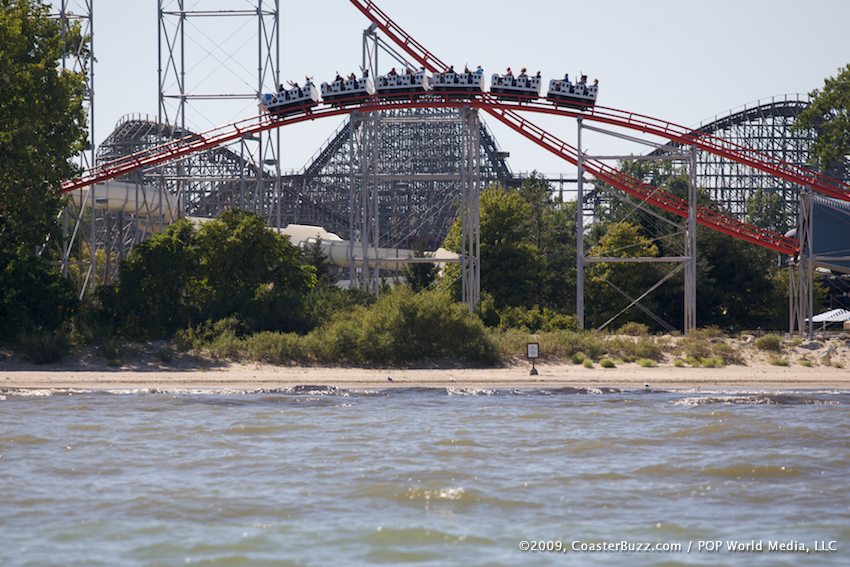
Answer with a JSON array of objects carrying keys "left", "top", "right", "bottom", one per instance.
[{"left": 3, "top": 363, "right": 850, "bottom": 392}]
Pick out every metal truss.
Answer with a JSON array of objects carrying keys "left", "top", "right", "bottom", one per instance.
[
  {"left": 657, "top": 95, "right": 818, "bottom": 233},
  {"left": 281, "top": 108, "right": 510, "bottom": 251},
  {"left": 345, "top": 106, "right": 480, "bottom": 305},
  {"left": 52, "top": 1, "right": 96, "bottom": 293},
  {"left": 579, "top": 118, "right": 699, "bottom": 334},
  {"left": 157, "top": 0, "right": 281, "bottom": 223}
]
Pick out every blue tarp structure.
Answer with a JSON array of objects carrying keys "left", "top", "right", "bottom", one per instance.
[{"left": 813, "top": 196, "right": 850, "bottom": 274}]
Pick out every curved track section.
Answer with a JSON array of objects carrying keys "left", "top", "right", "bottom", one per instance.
[
  {"left": 653, "top": 96, "right": 822, "bottom": 229},
  {"left": 476, "top": 96, "right": 798, "bottom": 254},
  {"left": 62, "top": 95, "right": 798, "bottom": 255},
  {"left": 347, "top": 1, "right": 848, "bottom": 203},
  {"left": 62, "top": 0, "right": 821, "bottom": 256}
]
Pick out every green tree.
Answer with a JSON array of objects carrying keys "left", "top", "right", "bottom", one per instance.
[
  {"left": 593, "top": 160, "right": 792, "bottom": 330},
  {"left": 189, "top": 209, "right": 317, "bottom": 332},
  {"left": 796, "top": 63, "right": 850, "bottom": 176},
  {"left": 746, "top": 189, "right": 789, "bottom": 233},
  {"left": 442, "top": 186, "right": 543, "bottom": 307},
  {"left": 538, "top": 201, "right": 577, "bottom": 312},
  {"left": 587, "top": 222, "right": 664, "bottom": 329},
  {"left": 106, "top": 210, "right": 319, "bottom": 337},
  {"left": 0, "top": 1, "right": 88, "bottom": 342},
  {"left": 402, "top": 239, "right": 437, "bottom": 292},
  {"left": 106, "top": 219, "right": 199, "bottom": 339},
  {"left": 302, "top": 238, "right": 335, "bottom": 285}
]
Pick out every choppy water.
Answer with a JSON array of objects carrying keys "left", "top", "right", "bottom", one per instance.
[{"left": 2, "top": 385, "right": 850, "bottom": 566}]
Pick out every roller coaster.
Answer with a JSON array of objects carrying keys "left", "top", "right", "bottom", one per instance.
[{"left": 62, "top": 0, "right": 850, "bottom": 261}]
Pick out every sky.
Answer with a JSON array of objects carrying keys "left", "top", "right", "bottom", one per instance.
[{"left": 59, "top": 0, "right": 850, "bottom": 175}]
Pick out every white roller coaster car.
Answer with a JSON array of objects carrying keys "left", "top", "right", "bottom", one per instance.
[
  {"left": 374, "top": 69, "right": 430, "bottom": 95},
  {"left": 490, "top": 70, "right": 542, "bottom": 100},
  {"left": 321, "top": 75, "right": 376, "bottom": 104},
  {"left": 547, "top": 75, "right": 598, "bottom": 108},
  {"left": 430, "top": 68, "right": 485, "bottom": 97},
  {"left": 260, "top": 81, "right": 320, "bottom": 116}
]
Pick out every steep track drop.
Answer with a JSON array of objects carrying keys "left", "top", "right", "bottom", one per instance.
[
  {"left": 348, "top": 0, "right": 849, "bottom": 203},
  {"left": 349, "top": 0, "right": 803, "bottom": 254}
]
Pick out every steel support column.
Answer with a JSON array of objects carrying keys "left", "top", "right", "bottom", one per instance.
[
  {"left": 576, "top": 117, "right": 585, "bottom": 330},
  {"left": 684, "top": 145, "right": 698, "bottom": 333},
  {"left": 790, "top": 189, "right": 814, "bottom": 338},
  {"left": 460, "top": 107, "right": 481, "bottom": 311}
]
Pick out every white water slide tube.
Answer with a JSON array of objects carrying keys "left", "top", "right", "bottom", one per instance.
[
  {"left": 69, "top": 181, "right": 179, "bottom": 224},
  {"left": 274, "top": 222, "right": 459, "bottom": 272},
  {"left": 189, "top": 217, "right": 459, "bottom": 272},
  {"left": 70, "top": 181, "right": 458, "bottom": 269}
]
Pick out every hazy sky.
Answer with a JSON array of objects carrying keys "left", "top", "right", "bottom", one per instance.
[{"left": 62, "top": 0, "right": 849, "bottom": 174}]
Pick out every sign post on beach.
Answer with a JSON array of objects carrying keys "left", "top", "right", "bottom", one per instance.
[{"left": 527, "top": 343, "right": 539, "bottom": 376}]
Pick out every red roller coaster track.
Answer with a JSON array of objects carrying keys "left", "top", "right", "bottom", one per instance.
[
  {"left": 61, "top": 0, "right": 840, "bottom": 257},
  {"left": 348, "top": 0, "right": 849, "bottom": 202}
]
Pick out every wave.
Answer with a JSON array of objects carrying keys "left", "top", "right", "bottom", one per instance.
[
  {"left": 671, "top": 393, "right": 847, "bottom": 406},
  {"left": 3, "top": 386, "right": 847, "bottom": 405}
]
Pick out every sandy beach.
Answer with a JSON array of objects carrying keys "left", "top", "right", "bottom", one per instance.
[{"left": 2, "top": 361, "right": 849, "bottom": 392}]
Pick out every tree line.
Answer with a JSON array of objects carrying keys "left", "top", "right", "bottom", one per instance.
[{"left": 2, "top": 1, "right": 848, "bottom": 362}]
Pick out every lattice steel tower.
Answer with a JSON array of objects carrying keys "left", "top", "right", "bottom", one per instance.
[
  {"left": 53, "top": 1, "right": 96, "bottom": 292},
  {"left": 692, "top": 95, "right": 818, "bottom": 233},
  {"left": 157, "top": 0, "right": 281, "bottom": 224}
]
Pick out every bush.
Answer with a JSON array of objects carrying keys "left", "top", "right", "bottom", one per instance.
[
  {"left": 571, "top": 352, "right": 587, "bottom": 364},
  {"left": 637, "top": 358, "right": 657, "bottom": 367},
  {"left": 497, "top": 305, "right": 576, "bottom": 333},
  {"left": 177, "top": 317, "right": 248, "bottom": 351},
  {"left": 205, "top": 329, "right": 243, "bottom": 360},
  {"left": 607, "top": 336, "right": 663, "bottom": 362},
  {"left": 681, "top": 336, "right": 713, "bottom": 359},
  {"left": 768, "top": 356, "right": 789, "bottom": 367},
  {"left": 318, "top": 288, "right": 498, "bottom": 365},
  {"left": 582, "top": 358, "right": 594, "bottom": 369},
  {"left": 673, "top": 358, "right": 685, "bottom": 368},
  {"left": 711, "top": 341, "right": 743, "bottom": 365},
  {"left": 244, "top": 332, "right": 307, "bottom": 364},
  {"left": 617, "top": 322, "right": 649, "bottom": 336},
  {"left": 755, "top": 334, "right": 783, "bottom": 352},
  {"left": 18, "top": 332, "right": 70, "bottom": 364},
  {"left": 600, "top": 358, "right": 616, "bottom": 368},
  {"left": 699, "top": 356, "right": 725, "bottom": 368}
]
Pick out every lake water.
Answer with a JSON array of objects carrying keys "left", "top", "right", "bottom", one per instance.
[{"left": 2, "top": 385, "right": 849, "bottom": 566}]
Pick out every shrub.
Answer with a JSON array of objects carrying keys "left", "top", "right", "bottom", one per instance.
[
  {"left": 698, "top": 326, "right": 726, "bottom": 339},
  {"left": 582, "top": 358, "right": 594, "bottom": 369},
  {"left": 711, "top": 341, "right": 743, "bottom": 365},
  {"left": 318, "top": 289, "right": 497, "bottom": 365},
  {"left": 637, "top": 358, "right": 657, "bottom": 368},
  {"left": 607, "top": 336, "right": 663, "bottom": 362},
  {"left": 497, "top": 305, "right": 577, "bottom": 333},
  {"left": 205, "top": 329, "right": 243, "bottom": 360},
  {"left": 177, "top": 316, "right": 249, "bottom": 351},
  {"left": 681, "top": 336, "right": 713, "bottom": 360},
  {"left": 768, "top": 356, "right": 789, "bottom": 367},
  {"left": 571, "top": 352, "right": 587, "bottom": 364},
  {"left": 699, "top": 356, "right": 725, "bottom": 368},
  {"left": 673, "top": 358, "right": 685, "bottom": 368},
  {"left": 617, "top": 322, "right": 649, "bottom": 336},
  {"left": 18, "top": 332, "right": 70, "bottom": 364},
  {"left": 244, "top": 332, "right": 306, "bottom": 364},
  {"left": 755, "top": 334, "right": 783, "bottom": 352},
  {"left": 599, "top": 358, "right": 616, "bottom": 368}
]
